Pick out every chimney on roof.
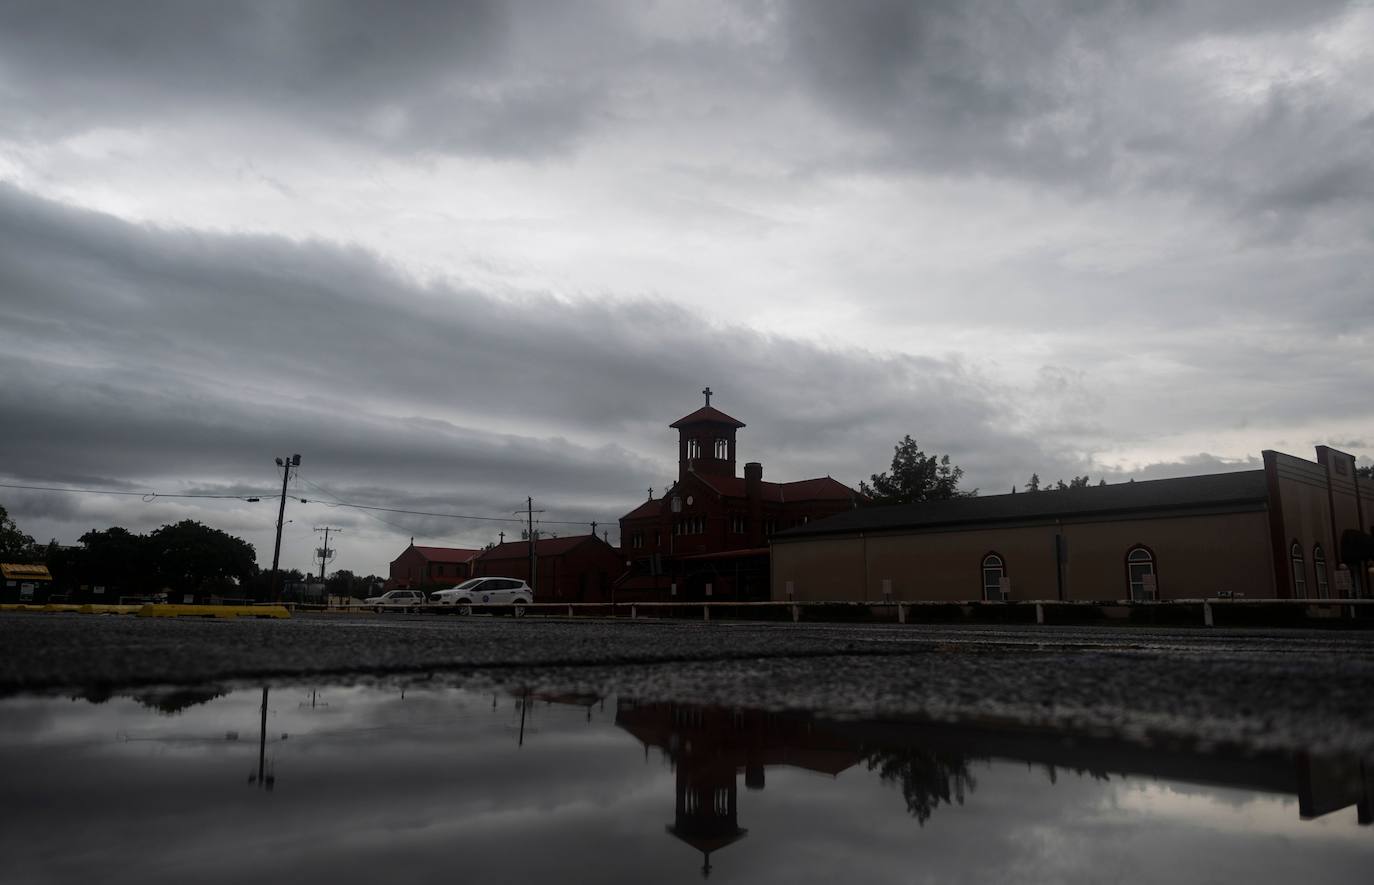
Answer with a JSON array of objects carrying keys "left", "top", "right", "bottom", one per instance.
[{"left": 745, "top": 462, "right": 763, "bottom": 548}]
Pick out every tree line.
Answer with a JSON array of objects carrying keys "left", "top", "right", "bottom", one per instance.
[
  {"left": 0, "top": 505, "right": 378, "bottom": 602},
  {"left": 859, "top": 435, "right": 1110, "bottom": 505}
]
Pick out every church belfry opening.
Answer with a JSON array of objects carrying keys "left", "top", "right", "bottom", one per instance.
[{"left": 670, "top": 388, "right": 746, "bottom": 482}]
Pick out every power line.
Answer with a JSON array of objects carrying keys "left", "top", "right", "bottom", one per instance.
[
  {"left": 0, "top": 481, "right": 269, "bottom": 502},
  {"left": 295, "top": 475, "right": 421, "bottom": 535},
  {"left": 302, "top": 497, "right": 531, "bottom": 523},
  {"left": 2, "top": 478, "right": 613, "bottom": 529},
  {"left": 307, "top": 497, "right": 600, "bottom": 527},
  {"left": 294, "top": 481, "right": 598, "bottom": 526}
]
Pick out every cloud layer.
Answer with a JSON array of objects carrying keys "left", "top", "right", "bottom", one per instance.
[{"left": 0, "top": 1, "right": 1371, "bottom": 573}]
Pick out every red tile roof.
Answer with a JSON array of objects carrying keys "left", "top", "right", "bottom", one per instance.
[
  {"left": 621, "top": 475, "right": 859, "bottom": 522},
  {"left": 669, "top": 406, "right": 746, "bottom": 429},
  {"left": 476, "top": 535, "right": 602, "bottom": 560},
  {"left": 411, "top": 546, "right": 480, "bottom": 563},
  {"left": 693, "top": 474, "right": 858, "bottom": 503},
  {"left": 622, "top": 498, "right": 663, "bottom": 520}
]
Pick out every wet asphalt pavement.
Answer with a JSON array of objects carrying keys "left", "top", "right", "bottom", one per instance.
[{"left": 5, "top": 611, "right": 1373, "bottom": 754}]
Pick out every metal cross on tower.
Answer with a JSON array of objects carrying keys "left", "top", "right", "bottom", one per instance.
[{"left": 702, "top": 386, "right": 713, "bottom": 407}]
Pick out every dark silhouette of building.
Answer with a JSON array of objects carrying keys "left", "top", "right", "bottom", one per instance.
[
  {"left": 618, "top": 390, "right": 860, "bottom": 601},
  {"left": 774, "top": 445, "right": 1374, "bottom": 603},
  {"left": 616, "top": 700, "right": 862, "bottom": 876},
  {"left": 472, "top": 534, "right": 623, "bottom": 602},
  {"left": 385, "top": 543, "right": 480, "bottom": 591},
  {"left": 616, "top": 700, "right": 1372, "bottom": 879}
]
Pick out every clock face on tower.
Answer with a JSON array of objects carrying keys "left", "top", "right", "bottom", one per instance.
[{"left": 686, "top": 496, "right": 694, "bottom": 506}]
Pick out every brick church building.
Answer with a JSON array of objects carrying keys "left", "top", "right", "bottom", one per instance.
[{"left": 617, "top": 390, "right": 861, "bottom": 600}]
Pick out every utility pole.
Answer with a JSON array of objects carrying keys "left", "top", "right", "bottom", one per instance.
[
  {"left": 527, "top": 496, "right": 536, "bottom": 595},
  {"left": 270, "top": 454, "right": 301, "bottom": 603},
  {"left": 514, "top": 499, "right": 545, "bottom": 594},
  {"left": 314, "top": 526, "right": 341, "bottom": 604}
]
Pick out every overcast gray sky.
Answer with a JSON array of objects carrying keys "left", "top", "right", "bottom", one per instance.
[{"left": 1, "top": 0, "right": 1371, "bottom": 576}]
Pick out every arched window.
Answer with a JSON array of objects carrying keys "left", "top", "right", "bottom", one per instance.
[
  {"left": 686, "top": 439, "right": 701, "bottom": 459},
  {"left": 1290, "top": 542, "right": 1307, "bottom": 598},
  {"left": 714, "top": 438, "right": 728, "bottom": 459},
  {"left": 1313, "top": 545, "right": 1329, "bottom": 599},
  {"left": 1127, "top": 546, "right": 1156, "bottom": 601},
  {"left": 981, "top": 553, "right": 1005, "bottom": 601}
]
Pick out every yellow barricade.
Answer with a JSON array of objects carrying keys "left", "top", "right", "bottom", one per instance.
[{"left": 136, "top": 604, "right": 291, "bottom": 620}]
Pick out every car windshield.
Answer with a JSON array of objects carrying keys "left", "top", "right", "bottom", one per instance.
[{"left": 452, "top": 579, "right": 484, "bottom": 590}]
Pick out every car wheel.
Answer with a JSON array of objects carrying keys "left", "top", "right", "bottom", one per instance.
[
  {"left": 457, "top": 602, "right": 472, "bottom": 616},
  {"left": 512, "top": 601, "right": 527, "bottom": 618},
  {"left": 374, "top": 606, "right": 383, "bottom": 614}
]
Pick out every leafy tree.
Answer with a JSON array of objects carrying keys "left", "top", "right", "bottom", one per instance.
[
  {"left": 71, "top": 527, "right": 150, "bottom": 594},
  {"left": 146, "top": 520, "right": 257, "bottom": 601},
  {"left": 1358, "top": 464, "right": 1373, "bottom": 481},
  {"left": 1024, "top": 474, "right": 1095, "bottom": 492},
  {"left": 0, "top": 505, "right": 39, "bottom": 561},
  {"left": 860, "top": 436, "right": 975, "bottom": 505},
  {"left": 866, "top": 746, "right": 977, "bottom": 826},
  {"left": 326, "top": 569, "right": 384, "bottom": 600},
  {"left": 132, "top": 687, "right": 226, "bottom": 715},
  {"left": 326, "top": 568, "right": 355, "bottom": 596}
]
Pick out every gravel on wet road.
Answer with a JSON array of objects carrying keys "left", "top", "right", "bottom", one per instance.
[{"left": 5, "top": 612, "right": 1372, "bottom": 754}]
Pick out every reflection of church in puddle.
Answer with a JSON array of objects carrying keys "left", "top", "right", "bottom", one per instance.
[
  {"left": 613, "top": 699, "right": 1373, "bottom": 878},
  {"left": 615, "top": 700, "right": 864, "bottom": 876}
]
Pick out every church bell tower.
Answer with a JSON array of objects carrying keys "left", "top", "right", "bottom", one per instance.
[{"left": 670, "top": 388, "right": 746, "bottom": 483}]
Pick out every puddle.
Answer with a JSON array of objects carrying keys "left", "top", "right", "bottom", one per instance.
[{"left": 2, "top": 683, "right": 1370, "bottom": 884}]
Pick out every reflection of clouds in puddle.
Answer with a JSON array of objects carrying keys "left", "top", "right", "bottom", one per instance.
[
  {"left": 0, "top": 686, "right": 680, "bottom": 885},
  {"left": 1107, "top": 780, "right": 1366, "bottom": 840},
  {"left": 3, "top": 688, "right": 1372, "bottom": 885}
]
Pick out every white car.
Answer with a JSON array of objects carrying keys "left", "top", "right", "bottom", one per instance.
[
  {"left": 430, "top": 577, "right": 533, "bottom": 616},
  {"left": 363, "top": 589, "right": 427, "bottom": 613}
]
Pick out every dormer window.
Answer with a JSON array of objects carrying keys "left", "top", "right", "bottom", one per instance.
[
  {"left": 714, "top": 438, "right": 728, "bottom": 459},
  {"left": 686, "top": 439, "right": 701, "bottom": 459}
]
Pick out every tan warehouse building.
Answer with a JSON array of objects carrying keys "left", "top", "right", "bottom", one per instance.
[{"left": 771, "top": 446, "right": 1373, "bottom": 602}]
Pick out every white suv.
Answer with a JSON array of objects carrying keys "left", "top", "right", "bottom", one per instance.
[
  {"left": 363, "top": 589, "right": 427, "bottom": 613},
  {"left": 430, "top": 577, "right": 533, "bottom": 616}
]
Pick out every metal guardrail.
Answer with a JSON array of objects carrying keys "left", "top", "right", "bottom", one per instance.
[{"left": 323, "top": 597, "right": 1374, "bottom": 626}]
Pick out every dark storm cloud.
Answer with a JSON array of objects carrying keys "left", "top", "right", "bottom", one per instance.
[
  {"left": 0, "top": 0, "right": 599, "bottom": 157},
  {"left": 777, "top": 0, "right": 1372, "bottom": 220},
  {"left": 3, "top": 0, "right": 1369, "bottom": 222},
  {"left": 0, "top": 180, "right": 1365, "bottom": 563},
  {"left": 0, "top": 184, "right": 1035, "bottom": 531}
]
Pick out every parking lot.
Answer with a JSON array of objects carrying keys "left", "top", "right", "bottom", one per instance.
[{"left": 5, "top": 610, "right": 1374, "bottom": 755}]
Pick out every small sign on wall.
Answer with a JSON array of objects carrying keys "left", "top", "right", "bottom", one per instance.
[
  {"left": 998, "top": 577, "right": 1011, "bottom": 600},
  {"left": 1334, "top": 567, "right": 1352, "bottom": 594}
]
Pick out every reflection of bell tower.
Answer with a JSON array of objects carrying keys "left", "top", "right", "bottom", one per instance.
[
  {"left": 671, "top": 387, "right": 746, "bottom": 483},
  {"left": 667, "top": 761, "right": 747, "bottom": 878}
]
